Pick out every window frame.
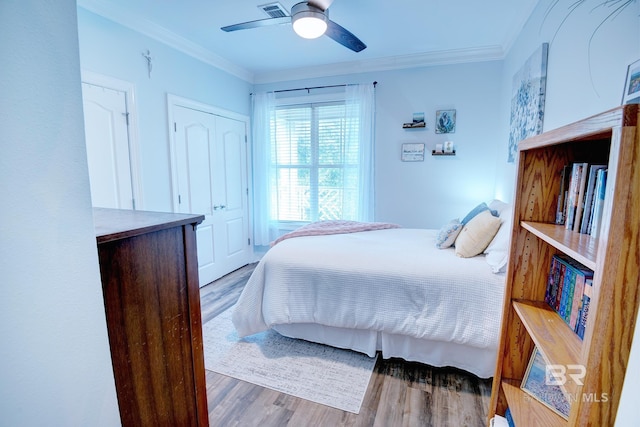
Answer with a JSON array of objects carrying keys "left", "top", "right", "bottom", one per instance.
[{"left": 271, "top": 92, "right": 357, "bottom": 228}]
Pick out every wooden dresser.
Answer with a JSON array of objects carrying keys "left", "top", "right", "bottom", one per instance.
[{"left": 94, "top": 208, "right": 208, "bottom": 427}]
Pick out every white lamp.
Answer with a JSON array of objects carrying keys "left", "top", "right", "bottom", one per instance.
[{"left": 291, "top": 3, "right": 328, "bottom": 39}]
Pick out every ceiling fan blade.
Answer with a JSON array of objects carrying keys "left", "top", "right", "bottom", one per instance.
[
  {"left": 308, "top": 0, "right": 334, "bottom": 11},
  {"left": 325, "top": 20, "right": 366, "bottom": 52},
  {"left": 221, "top": 16, "right": 290, "bottom": 32}
]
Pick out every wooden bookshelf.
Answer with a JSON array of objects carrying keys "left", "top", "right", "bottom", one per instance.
[{"left": 488, "top": 105, "right": 640, "bottom": 426}]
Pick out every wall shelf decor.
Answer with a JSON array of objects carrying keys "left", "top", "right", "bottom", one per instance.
[
  {"left": 403, "top": 112, "right": 426, "bottom": 129},
  {"left": 431, "top": 150, "right": 456, "bottom": 156},
  {"left": 402, "top": 121, "right": 426, "bottom": 129}
]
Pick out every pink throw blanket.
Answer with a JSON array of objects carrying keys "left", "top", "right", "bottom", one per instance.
[{"left": 271, "top": 220, "right": 401, "bottom": 246}]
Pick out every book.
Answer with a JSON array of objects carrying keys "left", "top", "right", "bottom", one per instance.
[
  {"left": 565, "top": 162, "right": 588, "bottom": 230},
  {"left": 545, "top": 254, "right": 594, "bottom": 336},
  {"left": 569, "top": 270, "right": 586, "bottom": 330},
  {"left": 589, "top": 168, "right": 608, "bottom": 238},
  {"left": 579, "top": 164, "right": 606, "bottom": 234},
  {"left": 572, "top": 162, "right": 590, "bottom": 232},
  {"left": 577, "top": 277, "right": 594, "bottom": 339},
  {"left": 505, "top": 407, "right": 515, "bottom": 427},
  {"left": 553, "top": 263, "right": 567, "bottom": 312},
  {"left": 558, "top": 266, "right": 572, "bottom": 321},
  {"left": 545, "top": 256, "right": 560, "bottom": 307},
  {"left": 555, "top": 165, "right": 571, "bottom": 225}
]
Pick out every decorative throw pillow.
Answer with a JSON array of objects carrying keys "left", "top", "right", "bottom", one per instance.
[
  {"left": 435, "top": 218, "right": 463, "bottom": 249},
  {"left": 488, "top": 199, "right": 509, "bottom": 216},
  {"left": 455, "top": 210, "right": 502, "bottom": 258},
  {"left": 484, "top": 207, "right": 513, "bottom": 273},
  {"left": 461, "top": 202, "right": 498, "bottom": 225}
]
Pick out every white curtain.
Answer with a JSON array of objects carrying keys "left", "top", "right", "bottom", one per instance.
[
  {"left": 251, "top": 84, "right": 375, "bottom": 245},
  {"left": 345, "top": 83, "right": 376, "bottom": 222},
  {"left": 251, "top": 91, "right": 276, "bottom": 246}
]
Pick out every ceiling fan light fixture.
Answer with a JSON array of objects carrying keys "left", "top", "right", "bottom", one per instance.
[{"left": 291, "top": 3, "right": 328, "bottom": 39}]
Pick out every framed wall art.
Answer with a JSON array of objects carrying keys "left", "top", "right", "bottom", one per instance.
[
  {"left": 401, "top": 143, "right": 425, "bottom": 161},
  {"left": 435, "top": 109, "right": 456, "bottom": 134},
  {"left": 508, "top": 43, "right": 549, "bottom": 163},
  {"left": 520, "top": 346, "right": 570, "bottom": 420},
  {"left": 622, "top": 58, "right": 640, "bottom": 105}
]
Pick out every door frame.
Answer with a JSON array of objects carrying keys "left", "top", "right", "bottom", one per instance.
[
  {"left": 81, "top": 70, "right": 144, "bottom": 209},
  {"left": 166, "top": 94, "right": 254, "bottom": 254}
]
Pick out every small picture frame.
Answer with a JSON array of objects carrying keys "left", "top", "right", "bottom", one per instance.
[
  {"left": 521, "top": 347, "right": 570, "bottom": 419},
  {"left": 444, "top": 141, "right": 454, "bottom": 153},
  {"left": 622, "top": 58, "right": 640, "bottom": 105},
  {"left": 435, "top": 109, "right": 456, "bottom": 134},
  {"left": 401, "top": 143, "right": 425, "bottom": 162}
]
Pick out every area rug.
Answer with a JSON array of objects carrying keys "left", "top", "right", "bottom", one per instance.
[{"left": 202, "top": 307, "right": 377, "bottom": 414}]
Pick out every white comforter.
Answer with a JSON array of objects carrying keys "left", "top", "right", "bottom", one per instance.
[{"left": 233, "top": 228, "right": 505, "bottom": 353}]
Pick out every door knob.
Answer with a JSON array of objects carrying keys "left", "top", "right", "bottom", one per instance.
[{"left": 213, "top": 205, "right": 226, "bottom": 210}]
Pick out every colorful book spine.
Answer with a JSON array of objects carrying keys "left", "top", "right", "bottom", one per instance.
[
  {"left": 545, "top": 256, "right": 560, "bottom": 307},
  {"left": 555, "top": 262, "right": 566, "bottom": 313},
  {"left": 505, "top": 407, "right": 515, "bottom": 427},
  {"left": 556, "top": 165, "right": 571, "bottom": 225},
  {"left": 572, "top": 162, "right": 590, "bottom": 232},
  {"left": 580, "top": 165, "right": 606, "bottom": 234},
  {"left": 577, "top": 277, "right": 594, "bottom": 339},
  {"left": 569, "top": 272, "right": 585, "bottom": 330},
  {"left": 589, "top": 169, "right": 608, "bottom": 239},
  {"left": 545, "top": 254, "right": 594, "bottom": 338},
  {"left": 565, "top": 163, "right": 585, "bottom": 230}
]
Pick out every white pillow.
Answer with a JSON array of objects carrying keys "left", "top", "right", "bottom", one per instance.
[
  {"left": 488, "top": 199, "right": 509, "bottom": 216},
  {"left": 484, "top": 207, "right": 513, "bottom": 273},
  {"left": 435, "top": 218, "right": 462, "bottom": 249},
  {"left": 455, "top": 210, "right": 501, "bottom": 258}
]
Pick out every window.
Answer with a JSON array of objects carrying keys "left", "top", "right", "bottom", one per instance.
[{"left": 271, "top": 101, "right": 360, "bottom": 224}]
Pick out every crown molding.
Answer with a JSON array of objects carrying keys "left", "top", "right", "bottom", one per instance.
[
  {"left": 253, "top": 46, "right": 506, "bottom": 84},
  {"left": 78, "top": 0, "right": 522, "bottom": 85},
  {"left": 77, "top": 0, "right": 254, "bottom": 83}
]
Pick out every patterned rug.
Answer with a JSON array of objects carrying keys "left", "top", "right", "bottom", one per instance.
[{"left": 202, "top": 307, "right": 378, "bottom": 414}]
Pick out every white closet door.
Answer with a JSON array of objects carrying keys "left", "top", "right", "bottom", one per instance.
[{"left": 173, "top": 105, "right": 251, "bottom": 286}]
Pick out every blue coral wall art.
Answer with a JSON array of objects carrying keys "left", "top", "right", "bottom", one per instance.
[
  {"left": 508, "top": 43, "right": 549, "bottom": 163},
  {"left": 435, "top": 109, "right": 456, "bottom": 134}
]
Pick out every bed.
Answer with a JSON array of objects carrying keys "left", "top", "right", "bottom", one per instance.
[{"left": 232, "top": 201, "right": 511, "bottom": 378}]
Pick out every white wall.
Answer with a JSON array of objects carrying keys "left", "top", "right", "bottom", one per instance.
[
  {"left": 0, "top": 1, "right": 120, "bottom": 425},
  {"left": 76, "top": 8, "right": 253, "bottom": 212},
  {"left": 254, "top": 60, "right": 505, "bottom": 229},
  {"left": 496, "top": 0, "right": 640, "bottom": 201}
]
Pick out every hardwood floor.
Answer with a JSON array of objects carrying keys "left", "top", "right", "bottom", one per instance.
[{"left": 201, "top": 264, "right": 493, "bottom": 427}]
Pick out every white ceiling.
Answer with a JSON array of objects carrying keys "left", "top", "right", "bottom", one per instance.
[{"left": 77, "top": 0, "right": 540, "bottom": 84}]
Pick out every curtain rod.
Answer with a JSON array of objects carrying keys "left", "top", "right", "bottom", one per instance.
[{"left": 251, "top": 81, "right": 377, "bottom": 95}]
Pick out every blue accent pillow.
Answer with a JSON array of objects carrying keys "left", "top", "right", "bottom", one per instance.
[
  {"left": 435, "top": 218, "right": 463, "bottom": 249},
  {"left": 461, "top": 202, "right": 498, "bottom": 225}
]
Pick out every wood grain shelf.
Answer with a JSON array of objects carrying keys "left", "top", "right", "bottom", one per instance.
[
  {"left": 512, "top": 300, "right": 582, "bottom": 397},
  {"left": 520, "top": 221, "right": 597, "bottom": 270},
  {"left": 502, "top": 380, "right": 567, "bottom": 427}
]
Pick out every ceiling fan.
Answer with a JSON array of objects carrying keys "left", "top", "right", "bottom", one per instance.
[{"left": 221, "top": 1, "right": 366, "bottom": 52}]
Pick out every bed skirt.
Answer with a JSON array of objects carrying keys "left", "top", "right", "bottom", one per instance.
[{"left": 273, "top": 323, "right": 496, "bottom": 378}]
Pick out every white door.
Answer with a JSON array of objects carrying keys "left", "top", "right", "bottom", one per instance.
[
  {"left": 81, "top": 82, "right": 134, "bottom": 209},
  {"left": 173, "top": 105, "right": 252, "bottom": 286}
]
